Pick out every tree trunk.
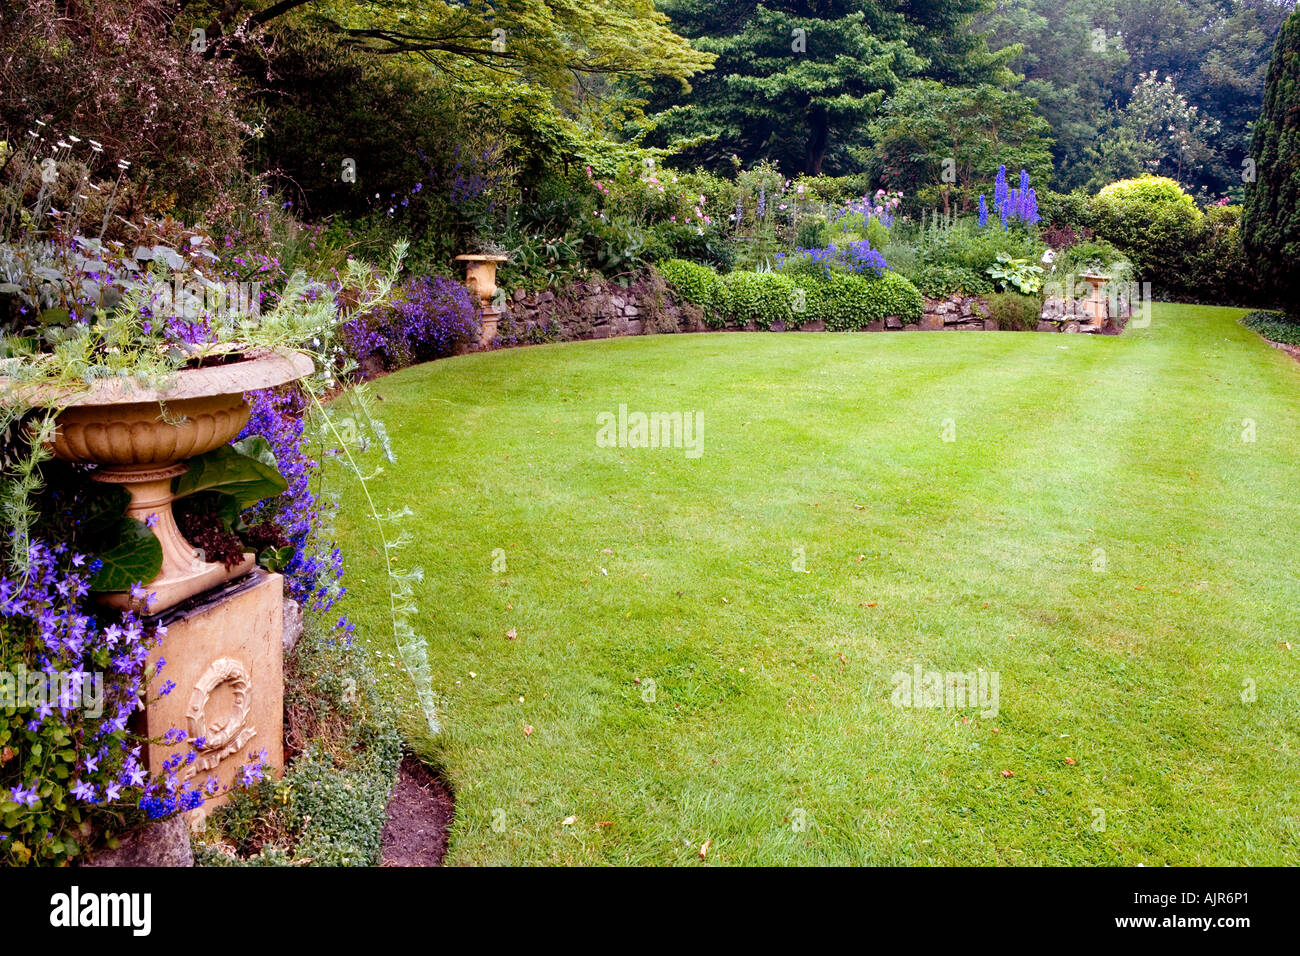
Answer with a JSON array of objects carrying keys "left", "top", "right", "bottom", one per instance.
[{"left": 805, "top": 110, "right": 830, "bottom": 176}]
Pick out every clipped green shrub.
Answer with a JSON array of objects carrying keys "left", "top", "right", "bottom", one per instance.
[
  {"left": 794, "top": 271, "right": 924, "bottom": 331},
  {"left": 714, "top": 270, "right": 796, "bottom": 329},
  {"left": 986, "top": 292, "right": 1044, "bottom": 331},
  {"left": 658, "top": 258, "right": 721, "bottom": 310},
  {"left": 1089, "top": 176, "right": 1202, "bottom": 292}
]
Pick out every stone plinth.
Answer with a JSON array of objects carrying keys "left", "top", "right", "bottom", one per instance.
[
  {"left": 455, "top": 254, "right": 507, "bottom": 347},
  {"left": 1079, "top": 273, "right": 1110, "bottom": 328},
  {"left": 143, "top": 570, "right": 285, "bottom": 826}
]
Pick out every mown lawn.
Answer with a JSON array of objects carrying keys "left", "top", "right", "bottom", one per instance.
[{"left": 334, "top": 303, "right": 1300, "bottom": 865}]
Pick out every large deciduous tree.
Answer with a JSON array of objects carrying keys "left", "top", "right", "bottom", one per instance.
[{"left": 187, "top": 0, "right": 714, "bottom": 93}]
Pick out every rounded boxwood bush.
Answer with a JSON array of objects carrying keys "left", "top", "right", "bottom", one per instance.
[
  {"left": 1089, "top": 176, "right": 1202, "bottom": 289},
  {"left": 715, "top": 270, "right": 796, "bottom": 329}
]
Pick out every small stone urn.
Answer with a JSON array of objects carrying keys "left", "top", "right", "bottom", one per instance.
[
  {"left": 455, "top": 254, "right": 508, "bottom": 347},
  {"left": 1079, "top": 273, "right": 1111, "bottom": 328},
  {"left": 45, "top": 349, "right": 314, "bottom": 614}
]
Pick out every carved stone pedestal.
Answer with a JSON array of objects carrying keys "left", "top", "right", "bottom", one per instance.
[{"left": 141, "top": 570, "right": 285, "bottom": 828}]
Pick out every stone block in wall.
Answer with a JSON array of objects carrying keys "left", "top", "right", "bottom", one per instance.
[
  {"left": 82, "top": 815, "right": 194, "bottom": 867},
  {"left": 886, "top": 316, "right": 903, "bottom": 329},
  {"left": 865, "top": 321, "right": 885, "bottom": 333},
  {"left": 919, "top": 314, "right": 944, "bottom": 331},
  {"left": 796, "top": 319, "right": 826, "bottom": 332}
]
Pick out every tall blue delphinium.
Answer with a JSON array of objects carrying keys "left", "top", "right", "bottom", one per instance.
[
  {"left": 979, "top": 194, "right": 988, "bottom": 228},
  {"left": 988, "top": 167, "right": 1040, "bottom": 228}
]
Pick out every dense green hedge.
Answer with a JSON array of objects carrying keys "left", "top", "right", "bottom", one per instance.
[
  {"left": 797, "top": 270, "right": 924, "bottom": 330},
  {"left": 659, "top": 259, "right": 925, "bottom": 332},
  {"left": 658, "top": 258, "right": 721, "bottom": 311},
  {"left": 714, "top": 270, "right": 797, "bottom": 330}
]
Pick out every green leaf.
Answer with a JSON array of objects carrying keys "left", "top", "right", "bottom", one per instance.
[
  {"left": 90, "top": 517, "right": 163, "bottom": 592},
  {"left": 173, "top": 436, "right": 287, "bottom": 510},
  {"left": 77, "top": 484, "right": 132, "bottom": 543},
  {"left": 37, "top": 307, "right": 71, "bottom": 327},
  {"left": 258, "top": 546, "right": 294, "bottom": 573}
]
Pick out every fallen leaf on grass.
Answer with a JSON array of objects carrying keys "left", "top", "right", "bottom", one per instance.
[
  {"left": 597, "top": 821, "right": 614, "bottom": 828},
  {"left": 561, "top": 816, "right": 576, "bottom": 826},
  {"left": 1001, "top": 770, "right": 1014, "bottom": 778},
  {"left": 506, "top": 627, "right": 517, "bottom": 640},
  {"left": 523, "top": 725, "right": 534, "bottom": 736},
  {"left": 699, "top": 839, "right": 711, "bottom": 859},
  {"left": 1064, "top": 757, "right": 1077, "bottom": 765}
]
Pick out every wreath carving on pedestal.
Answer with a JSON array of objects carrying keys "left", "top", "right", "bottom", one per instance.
[{"left": 183, "top": 657, "right": 257, "bottom": 779}]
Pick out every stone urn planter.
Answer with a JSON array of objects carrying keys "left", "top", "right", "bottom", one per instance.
[
  {"left": 43, "top": 348, "right": 314, "bottom": 613},
  {"left": 455, "top": 254, "right": 508, "bottom": 347}
]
